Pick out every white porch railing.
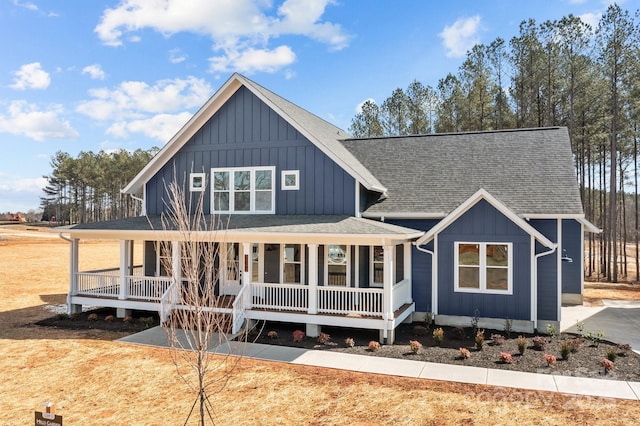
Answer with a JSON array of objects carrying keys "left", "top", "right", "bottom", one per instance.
[
  {"left": 251, "top": 283, "right": 308, "bottom": 312},
  {"left": 318, "top": 286, "right": 383, "bottom": 317},
  {"left": 128, "top": 276, "right": 173, "bottom": 301},
  {"left": 392, "top": 279, "right": 412, "bottom": 312},
  {"left": 159, "top": 280, "right": 178, "bottom": 324},
  {"left": 232, "top": 283, "right": 251, "bottom": 334},
  {"left": 76, "top": 272, "right": 120, "bottom": 297}
]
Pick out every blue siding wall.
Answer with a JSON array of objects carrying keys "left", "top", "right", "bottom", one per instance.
[
  {"left": 562, "top": 219, "right": 582, "bottom": 294},
  {"left": 146, "top": 86, "right": 356, "bottom": 215},
  {"left": 388, "top": 219, "right": 440, "bottom": 313},
  {"left": 436, "top": 200, "right": 532, "bottom": 321},
  {"left": 530, "top": 219, "right": 559, "bottom": 321}
]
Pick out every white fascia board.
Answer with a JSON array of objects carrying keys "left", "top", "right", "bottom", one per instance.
[
  {"left": 362, "top": 212, "right": 447, "bottom": 220},
  {"left": 122, "top": 75, "right": 243, "bottom": 195},
  {"left": 522, "top": 213, "right": 601, "bottom": 234},
  {"left": 416, "top": 188, "right": 555, "bottom": 249}
]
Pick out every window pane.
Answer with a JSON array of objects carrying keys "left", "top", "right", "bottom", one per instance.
[
  {"left": 284, "top": 263, "right": 301, "bottom": 283},
  {"left": 255, "top": 191, "right": 272, "bottom": 211},
  {"left": 234, "top": 171, "right": 250, "bottom": 190},
  {"left": 458, "top": 244, "right": 479, "bottom": 265},
  {"left": 458, "top": 266, "right": 479, "bottom": 288},
  {"left": 213, "top": 172, "right": 229, "bottom": 190},
  {"left": 284, "top": 244, "right": 301, "bottom": 262},
  {"left": 373, "top": 263, "right": 384, "bottom": 284},
  {"left": 234, "top": 192, "right": 250, "bottom": 211},
  {"left": 328, "top": 264, "right": 347, "bottom": 286},
  {"left": 214, "top": 192, "right": 229, "bottom": 211},
  {"left": 486, "top": 268, "right": 508, "bottom": 290},
  {"left": 255, "top": 170, "right": 272, "bottom": 190},
  {"left": 252, "top": 244, "right": 259, "bottom": 282},
  {"left": 373, "top": 246, "right": 384, "bottom": 262},
  {"left": 487, "top": 244, "right": 508, "bottom": 266},
  {"left": 328, "top": 245, "right": 347, "bottom": 264},
  {"left": 284, "top": 173, "right": 296, "bottom": 187}
]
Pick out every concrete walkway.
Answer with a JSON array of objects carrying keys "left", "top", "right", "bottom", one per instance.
[{"left": 119, "top": 325, "right": 640, "bottom": 401}]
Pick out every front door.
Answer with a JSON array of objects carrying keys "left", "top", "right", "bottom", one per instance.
[{"left": 264, "top": 244, "right": 280, "bottom": 284}]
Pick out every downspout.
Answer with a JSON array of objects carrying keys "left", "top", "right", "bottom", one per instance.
[
  {"left": 415, "top": 242, "right": 436, "bottom": 317},
  {"left": 533, "top": 243, "right": 557, "bottom": 330}
]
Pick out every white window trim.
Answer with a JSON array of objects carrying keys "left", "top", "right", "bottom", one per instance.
[
  {"left": 325, "top": 244, "right": 351, "bottom": 287},
  {"left": 211, "top": 166, "right": 276, "bottom": 214},
  {"left": 281, "top": 243, "right": 305, "bottom": 284},
  {"left": 454, "top": 242, "right": 513, "bottom": 295},
  {"left": 370, "top": 245, "right": 384, "bottom": 288},
  {"left": 190, "top": 173, "right": 206, "bottom": 192},
  {"left": 281, "top": 170, "right": 300, "bottom": 190}
]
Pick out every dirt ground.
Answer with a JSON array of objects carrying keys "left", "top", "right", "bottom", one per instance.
[{"left": 1, "top": 225, "right": 639, "bottom": 425}]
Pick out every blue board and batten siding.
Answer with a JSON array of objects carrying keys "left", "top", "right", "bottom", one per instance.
[
  {"left": 530, "top": 219, "right": 558, "bottom": 321},
  {"left": 562, "top": 219, "right": 582, "bottom": 295},
  {"left": 436, "top": 200, "right": 532, "bottom": 321},
  {"left": 145, "top": 86, "right": 356, "bottom": 215}
]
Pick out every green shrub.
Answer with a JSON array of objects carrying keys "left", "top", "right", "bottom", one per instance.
[
  {"left": 560, "top": 341, "right": 571, "bottom": 360},
  {"left": 607, "top": 348, "right": 618, "bottom": 362},
  {"left": 475, "top": 329, "right": 485, "bottom": 351},
  {"left": 516, "top": 336, "right": 527, "bottom": 355},
  {"left": 432, "top": 327, "right": 444, "bottom": 346}
]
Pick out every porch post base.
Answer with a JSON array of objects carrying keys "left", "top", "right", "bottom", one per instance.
[
  {"left": 379, "top": 328, "right": 395, "bottom": 345},
  {"left": 306, "top": 323, "right": 321, "bottom": 338},
  {"left": 117, "top": 308, "right": 133, "bottom": 319},
  {"left": 68, "top": 304, "right": 82, "bottom": 315}
]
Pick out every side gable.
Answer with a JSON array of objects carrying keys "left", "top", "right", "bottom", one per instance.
[
  {"left": 145, "top": 86, "right": 357, "bottom": 216},
  {"left": 123, "top": 73, "right": 386, "bottom": 201}
]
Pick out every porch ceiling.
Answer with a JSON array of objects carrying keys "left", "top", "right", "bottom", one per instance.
[{"left": 57, "top": 215, "right": 424, "bottom": 244}]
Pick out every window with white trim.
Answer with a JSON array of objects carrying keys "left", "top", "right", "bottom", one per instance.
[
  {"left": 326, "top": 244, "right": 349, "bottom": 286},
  {"left": 455, "top": 242, "right": 512, "bottom": 294},
  {"left": 212, "top": 166, "right": 275, "bottom": 213},
  {"left": 281, "top": 170, "right": 299, "bottom": 190},
  {"left": 190, "top": 173, "right": 205, "bottom": 192},
  {"left": 283, "top": 244, "right": 304, "bottom": 284},
  {"left": 370, "top": 245, "right": 384, "bottom": 287}
]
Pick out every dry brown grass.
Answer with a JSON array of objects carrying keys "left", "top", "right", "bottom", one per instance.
[{"left": 1, "top": 226, "right": 638, "bottom": 425}]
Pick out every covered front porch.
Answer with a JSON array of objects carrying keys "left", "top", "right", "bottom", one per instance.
[{"left": 61, "top": 215, "right": 424, "bottom": 343}]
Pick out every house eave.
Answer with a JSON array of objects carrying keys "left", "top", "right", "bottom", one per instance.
[
  {"left": 362, "top": 212, "right": 447, "bottom": 220},
  {"left": 521, "top": 213, "right": 601, "bottom": 234}
]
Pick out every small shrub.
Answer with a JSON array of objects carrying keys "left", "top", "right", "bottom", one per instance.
[
  {"left": 545, "top": 323, "right": 558, "bottom": 339},
  {"left": 566, "top": 337, "right": 583, "bottom": 353},
  {"left": 104, "top": 315, "right": 115, "bottom": 323},
  {"left": 368, "top": 341, "right": 381, "bottom": 352},
  {"left": 543, "top": 353, "right": 557, "bottom": 367},
  {"left": 432, "top": 327, "right": 444, "bottom": 346},
  {"left": 413, "top": 325, "right": 428, "bottom": 336},
  {"left": 601, "top": 358, "right": 614, "bottom": 374},
  {"left": 617, "top": 343, "right": 632, "bottom": 356},
  {"left": 585, "top": 329, "right": 605, "bottom": 348},
  {"left": 317, "top": 332, "right": 331, "bottom": 344},
  {"left": 123, "top": 315, "right": 133, "bottom": 323},
  {"left": 516, "top": 336, "right": 527, "bottom": 355},
  {"left": 499, "top": 352, "right": 513, "bottom": 364},
  {"left": 409, "top": 340, "right": 422, "bottom": 354},
  {"left": 292, "top": 330, "right": 305, "bottom": 342},
  {"left": 560, "top": 341, "right": 571, "bottom": 360},
  {"left": 575, "top": 320, "right": 585, "bottom": 337},
  {"left": 491, "top": 333, "right": 505, "bottom": 346},
  {"left": 606, "top": 348, "right": 618, "bottom": 362},
  {"left": 87, "top": 313, "right": 99, "bottom": 321},
  {"left": 451, "top": 326, "right": 466, "bottom": 340},
  {"left": 344, "top": 337, "right": 355, "bottom": 348},
  {"left": 267, "top": 330, "right": 279, "bottom": 339},
  {"left": 532, "top": 336, "right": 547, "bottom": 351},
  {"left": 475, "top": 329, "right": 485, "bottom": 351},
  {"left": 504, "top": 318, "right": 513, "bottom": 338},
  {"left": 140, "top": 316, "right": 155, "bottom": 327},
  {"left": 458, "top": 347, "right": 471, "bottom": 360},
  {"left": 423, "top": 312, "right": 433, "bottom": 329}
]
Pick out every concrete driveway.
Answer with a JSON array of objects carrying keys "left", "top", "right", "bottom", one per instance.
[{"left": 561, "top": 300, "right": 640, "bottom": 352}]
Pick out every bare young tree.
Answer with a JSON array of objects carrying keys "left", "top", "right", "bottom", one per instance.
[{"left": 158, "top": 173, "right": 249, "bottom": 425}]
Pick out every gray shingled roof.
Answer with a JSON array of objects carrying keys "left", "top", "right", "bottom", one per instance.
[
  {"left": 341, "top": 127, "right": 584, "bottom": 216},
  {"left": 67, "top": 215, "right": 423, "bottom": 238}
]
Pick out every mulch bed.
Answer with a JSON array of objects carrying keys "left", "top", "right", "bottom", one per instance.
[
  {"left": 36, "top": 307, "right": 159, "bottom": 333},
  {"left": 251, "top": 321, "right": 640, "bottom": 382}
]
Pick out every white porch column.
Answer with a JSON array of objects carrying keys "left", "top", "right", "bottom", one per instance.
[
  {"left": 382, "top": 243, "right": 394, "bottom": 343},
  {"left": 404, "top": 242, "right": 411, "bottom": 283},
  {"left": 307, "top": 244, "right": 318, "bottom": 315},
  {"left": 119, "top": 240, "right": 131, "bottom": 300},
  {"left": 242, "top": 242, "right": 252, "bottom": 309},
  {"left": 67, "top": 238, "right": 81, "bottom": 315}
]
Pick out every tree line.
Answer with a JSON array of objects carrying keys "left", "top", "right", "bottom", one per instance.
[
  {"left": 349, "top": 4, "right": 640, "bottom": 283},
  {"left": 41, "top": 148, "right": 157, "bottom": 224}
]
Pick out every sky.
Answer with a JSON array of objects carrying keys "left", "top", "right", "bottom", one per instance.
[{"left": 0, "top": 0, "right": 636, "bottom": 213}]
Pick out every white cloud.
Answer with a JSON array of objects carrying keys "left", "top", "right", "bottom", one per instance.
[
  {"left": 579, "top": 12, "right": 601, "bottom": 28},
  {"left": 13, "top": 0, "right": 38, "bottom": 11},
  {"left": 356, "top": 98, "right": 376, "bottom": 113},
  {"left": 94, "top": 0, "right": 349, "bottom": 74},
  {"left": 107, "top": 112, "right": 193, "bottom": 141},
  {"left": 76, "top": 76, "right": 212, "bottom": 120},
  {"left": 210, "top": 45, "right": 296, "bottom": 74},
  {"left": 0, "top": 101, "right": 79, "bottom": 141},
  {"left": 82, "top": 64, "right": 106, "bottom": 80},
  {"left": 169, "top": 48, "right": 187, "bottom": 64},
  {"left": 439, "top": 16, "right": 482, "bottom": 58},
  {"left": 10, "top": 62, "right": 51, "bottom": 90}
]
